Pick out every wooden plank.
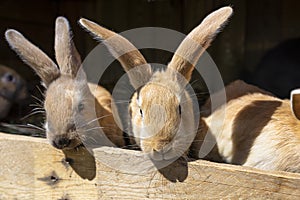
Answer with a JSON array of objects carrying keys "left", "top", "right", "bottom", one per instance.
[
  {"left": 0, "top": 132, "right": 300, "bottom": 199},
  {"left": 0, "top": 133, "right": 99, "bottom": 200}
]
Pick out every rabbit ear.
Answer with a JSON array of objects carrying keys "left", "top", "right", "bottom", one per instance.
[
  {"left": 79, "top": 18, "right": 152, "bottom": 89},
  {"left": 5, "top": 30, "right": 60, "bottom": 87},
  {"left": 168, "top": 6, "right": 233, "bottom": 81},
  {"left": 291, "top": 89, "right": 300, "bottom": 120},
  {"left": 55, "top": 17, "right": 82, "bottom": 78}
]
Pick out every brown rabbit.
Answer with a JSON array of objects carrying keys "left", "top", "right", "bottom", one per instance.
[
  {"left": 197, "top": 83, "right": 300, "bottom": 173},
  {"left": 5, "top": 17, "right": 125, "bottom": 149},
  {"left": 79, "top": 7, "right": 233, "bottom": 162},
  {"left": 81, "top": 6, "right": 300, "bottom": 173},
  {"left": 201, "top": 79, "right": 274, "bottom": 117},
  {"left": 0, "top": 64, "right": 28, "bottom": 119}
]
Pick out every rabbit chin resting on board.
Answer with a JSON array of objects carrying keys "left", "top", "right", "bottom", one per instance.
[
  {"left": 80, "top": 6, "right": 300, "bottom": 173},
  {"left": 5, "top": 17, "right": 125, "bottom": 150},
  {"left": 79, "top": 6, "right": 233, "bottom": 162}
]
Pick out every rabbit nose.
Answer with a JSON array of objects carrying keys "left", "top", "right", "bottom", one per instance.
[{"left": 53, "top": 137, "right": 71, "bottom": 149}]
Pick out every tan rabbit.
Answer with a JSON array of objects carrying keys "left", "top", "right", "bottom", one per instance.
[
  {"left": 5, "top": 17, "right": 125, "bottom": 149},
  {"left": 79, "top": 7, "right": 233, "bottom": 161},
  {"left": 197, "top": 84, "right": 300, "bottom": 173},
  {"left": 189, "top": 80, "right": 274, "bottom": 161},
  {"left": 201, "top": 79, "right": 274, "bottom": 117},
  {"left": 0, "top": 64, "right": 28, "bottom": 119}
]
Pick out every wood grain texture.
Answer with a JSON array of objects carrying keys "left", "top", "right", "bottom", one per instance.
[{"left": 0, "top": 132, "right": 300, "bottom": 200}]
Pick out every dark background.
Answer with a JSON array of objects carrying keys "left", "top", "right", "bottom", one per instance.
[{"left": 0, "top": 0, "right": 300, "bottom": 124}]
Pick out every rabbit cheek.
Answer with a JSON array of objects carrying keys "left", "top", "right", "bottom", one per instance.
[
  {"left": 0, "top": 97, "right": 11, "bottom": 119},
  {"left": 0, "top": 81, "right": 16, "bottom": 100}
]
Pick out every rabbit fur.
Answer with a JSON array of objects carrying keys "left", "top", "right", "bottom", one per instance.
[{"left": 198, "top": 80, "right": 300, "bottom": 173}]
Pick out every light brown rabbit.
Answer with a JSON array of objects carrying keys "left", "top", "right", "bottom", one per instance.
[
  {"left": 5, "top": 17, "right": 125, "bottom": 149},
  {"left": 79, "top": 7, "right": 233, "bottom": 162},
  {"left": 198, "top": 83, "right": 300, "bottom": 173},
  {"left": 0, "top": 64, "right": 28, "bottom": 119},
  {"left": 201, "top": 79, "right": 274, "bottom": 117}
]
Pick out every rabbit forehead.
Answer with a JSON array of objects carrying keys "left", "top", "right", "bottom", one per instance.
[
  {"left": 0, "top": 65, "right": 21, "bottom": 83},
  {"left": 139, "top": 83, "right": 179, "bottom": 105},
  {"left": 44, "top": 76, "right": 86, "bottom": 119},
  {"left": 0, "top": 65, "right": 18, "bottom": 76},
  {"left": 149, "top": 69, "right": 186, "bottom": 96}
]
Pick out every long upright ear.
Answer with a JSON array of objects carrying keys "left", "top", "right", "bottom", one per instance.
[
  {"left": 5, "top": 30, "right": 60, "bottom": 87},
  {"left": 168, "top": 6, "right": 233, "bottom": 81},
  {"left": 79, "top": 18, "right": 152, "bottom": 89},
  {"left": 291, "top": 89, "right": 300, "bottom": 120},
  {"left": 55, "top": 17, "right": 82, "bottom": 78}
]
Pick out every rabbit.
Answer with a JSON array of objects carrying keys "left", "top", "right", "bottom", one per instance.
[
  {"left": 188, "top": 80, "right": 275, "bottom": 161},
  {"left": 5, "top": 16, "right": 125, "bottom": 150},
  {"left": 0, "top": 64, "right": 28, "bottom": 119},
  {"left": 197, "top": 85, "right": 300, "bottom": 173},
  {"left": 200, "top": 79, "right": 274, "bottom": 117},
  {"left": 79, "top": 6, "right": 233, "bottom": 162}
]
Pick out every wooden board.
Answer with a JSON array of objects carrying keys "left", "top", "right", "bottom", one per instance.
[{"left": 0, "top": 132, "right": 300, "bottom": 199}]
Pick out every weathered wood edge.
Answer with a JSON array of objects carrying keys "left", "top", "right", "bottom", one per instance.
[{"left": 0, "top": 132, "right": 300, "bottom": 200}]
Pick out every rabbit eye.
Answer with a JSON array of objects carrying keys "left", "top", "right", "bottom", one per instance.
[
  {"left": 78, "top": 103, "right": 84, "bottom": 112},
  {"left": 139, "top": 108, "right": 143, "bottom": 117},
  {"left": 2, "top": 73, "right": 15, "bottom": 83},
  {"left": 178, "top": 105, "right": 182, "bottom": 115}
]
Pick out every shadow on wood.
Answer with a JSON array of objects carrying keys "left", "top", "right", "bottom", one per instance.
[
  {"left": 157, "top": 156, "right": 188, "bottom": 182},
  {"left": 63, "top": 146, "right": 96, "bottom": 180}
]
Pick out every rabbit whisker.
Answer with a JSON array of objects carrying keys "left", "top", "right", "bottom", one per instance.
[
  {"left": 36, "top": 85, "right": 45, "bottom": 97},
  {"left": 31, "top": 95, "right": 44, "bottom": 105},
  {"left": 87, "top": 126, "right": 120, "bottom": 132},
  {"left": 84, "top": 126, "right": 105, "bottom": 132},
  {"left": 31, "top": 107, "right": 45, "bottom": 112},
  {"left": 116, "top": 84, "right": 134, "bottom": 92},
  {"left": 78, "top": 114, "right": 113, "bottom": 128},
  {"left": 113, "top": 100, "right": 130, "bottom": 103},
  {"left": 189, "top": 79, "right": 200, "bottom": 86},
  {"left": 193, "top": 91, "right": 210, "bottom": 95},
  {"left": 29, "top": 103, "right": 44, "bottom": 109},
  {"left": 112, "top": 101, "right": 131, "bottom": 106},
  {"left": 26, "top": 123, "right": 46, "bottom": 131},
  {"left": 21, "top": 110, "right": 45, "bottom": 120}
]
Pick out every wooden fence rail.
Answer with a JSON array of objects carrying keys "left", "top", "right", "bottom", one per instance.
[{"left": 0, "top": 132, "right": 300, "bottom": 199}]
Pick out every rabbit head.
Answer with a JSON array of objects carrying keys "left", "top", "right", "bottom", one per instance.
[
  {"left": 0, "top": 64, "right": 28, "bottom": 103},
  {"left": 80, "top": 7, "right": 232, "bottom": 160},
  {"left": 0, "top": 65, "right": 28, "bottom": 119},
  {"left": 5, "top": 17, "right": 101, "bottom": 150}
]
